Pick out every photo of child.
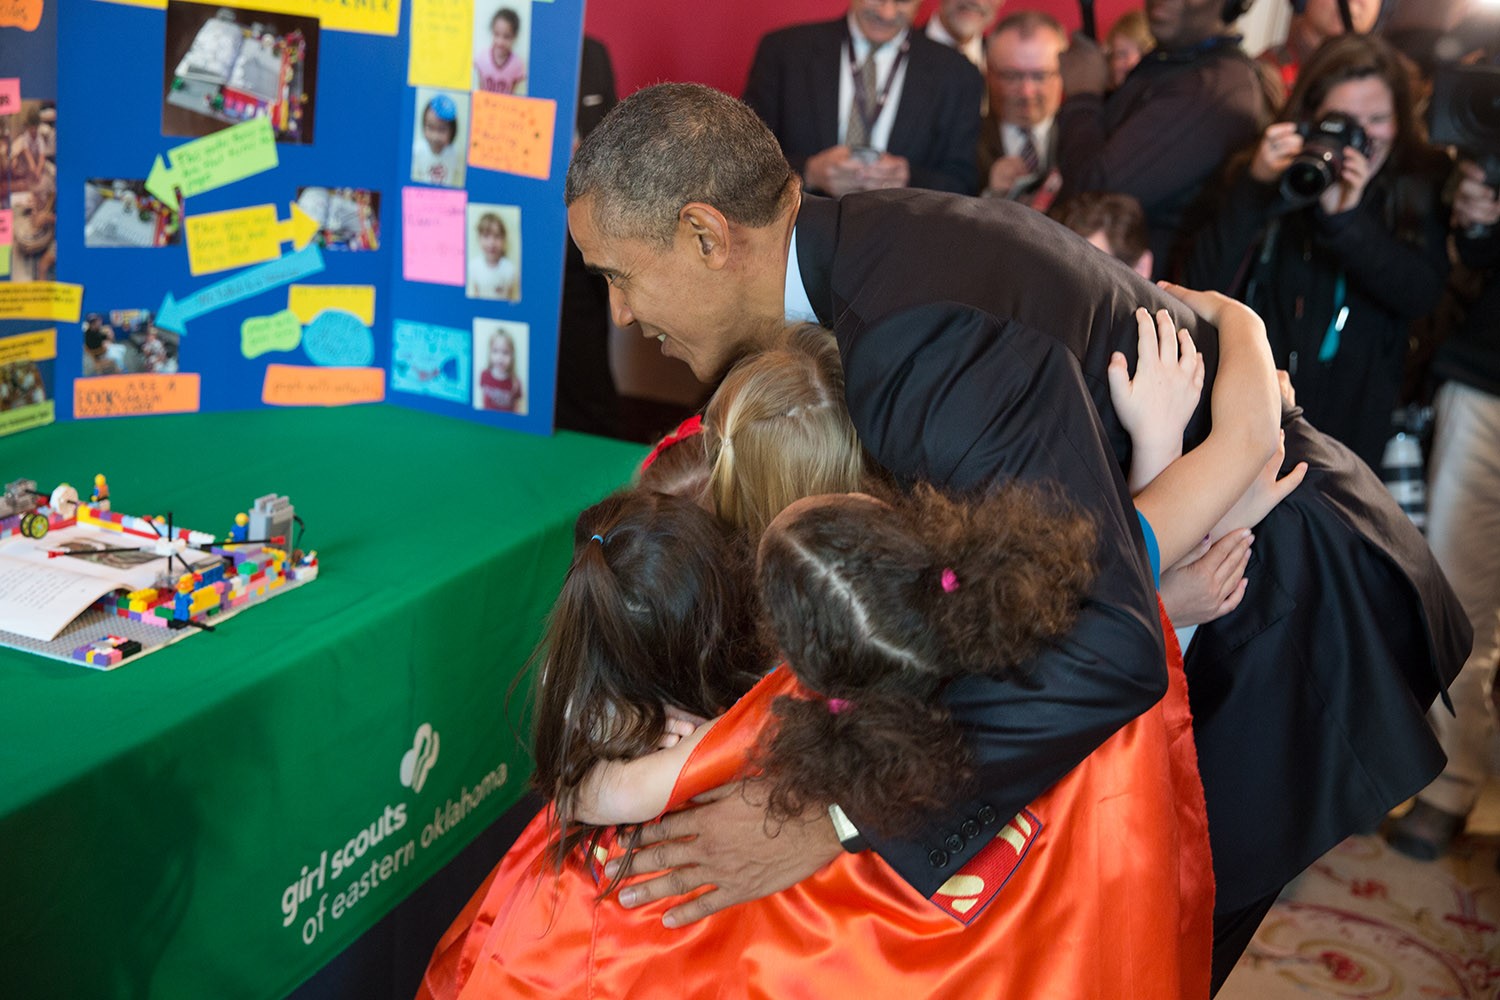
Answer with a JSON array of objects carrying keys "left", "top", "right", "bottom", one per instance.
[
  {"left": 472, "top": 319, "right": 528, "bottom": 415},
  {"left": 81, "top": 311, "right": 180, "bottom": 377},
  {"left": 4, "top": 100, "right": 58, "bottom": 282},
  {"left": 411, "top": 89, "right": 468, "bottom": 188},
  {"left": 472, "top": 2, "right": 531, "bottom": 96},
  {"left": 466, "top": 204, "right": 521, "bottom": 302}
]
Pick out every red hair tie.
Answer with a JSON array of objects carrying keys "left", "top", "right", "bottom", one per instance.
[{"left": 827, "top": 698, "right": 853, "bottom": 715}]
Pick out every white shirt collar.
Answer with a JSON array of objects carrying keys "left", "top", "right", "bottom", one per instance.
[
  {"left": 924, "top": 17, "right": 984, "bottom": 70},
  {"left": 846, "top": 13, "right": 910, "bottom": 60},
  {"left": 783, "top": 225, "right": 818, "bottom": 324}
]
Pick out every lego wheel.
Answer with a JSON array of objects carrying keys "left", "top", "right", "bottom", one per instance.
[{"left": 20, "top": 512, "right": 48, "bottom": 539}]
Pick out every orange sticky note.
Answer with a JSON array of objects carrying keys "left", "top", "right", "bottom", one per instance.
[
  {"left": 0, "top": 0, "right": 43, "bottom": 31},
  {"left": 262, "top": 364, "right": 385, "bottom": 406},
  {"left": 468, "top": 91, "right": 555, "bottom": 180},
  {"left": 74, "top": 373, "right": 202, "bottom": 419}
]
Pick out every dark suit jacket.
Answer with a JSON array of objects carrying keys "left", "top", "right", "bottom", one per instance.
[
  {"left": 795, "top": 188, "right": 1470, "bottom": 908},
  {"left": 743, "top": 18, "right": 983, "bottom": 195}
]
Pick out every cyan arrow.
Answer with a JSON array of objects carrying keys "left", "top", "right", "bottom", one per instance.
[{"left": 157, "top": 244, "right": 326, "bottom": 334}]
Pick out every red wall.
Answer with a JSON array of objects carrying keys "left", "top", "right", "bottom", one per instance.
[{"left": 585, "top": 1, "right": 1143, "bottom": 100}]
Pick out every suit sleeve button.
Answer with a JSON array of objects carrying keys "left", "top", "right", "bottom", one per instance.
[
  {"left": 944, "top": 833, "right": 965, "bottom": 852},
  {"left": 977, "top": 805, "right": 998, "bottom": 825},
  {"left": 960, "top": 819, "right": 981, "bottom": 839},
  {"left": 928, "top": 849, "right": 950, "bottom": 868}
]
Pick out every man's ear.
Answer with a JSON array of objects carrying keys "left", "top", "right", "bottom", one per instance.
[
  {"left": 680, "top": 202, "right": 732, "bottom": 270},
  {"left": 1133, "top": 249, "right": 1154, "bottom": 280}
]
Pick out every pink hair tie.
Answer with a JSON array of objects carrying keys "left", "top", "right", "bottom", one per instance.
[
  {"left": 940, "top": 568, "right": 960, "bottom": 593},
  {"left": 826, "top": 698, "right": 853, "bottom": 715}
]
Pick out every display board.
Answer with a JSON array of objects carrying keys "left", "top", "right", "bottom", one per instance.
[{"left": 0, "top": 0, "right": 582, "bottom": 436}]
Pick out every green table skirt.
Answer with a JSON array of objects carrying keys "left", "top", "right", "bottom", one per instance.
[{"left": 0, "top": 406, "right": 646, "bottom": 999}]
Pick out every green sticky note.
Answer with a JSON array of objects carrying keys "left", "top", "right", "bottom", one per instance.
[
  {"left": 0, "top": 243, "right": 10, "bottom": 277},
  {"left": 241, "top": 309, "right": 303, "bottom": 359},
  {"left": 147, "top": 118, "right": 279, "bottom": 203}
]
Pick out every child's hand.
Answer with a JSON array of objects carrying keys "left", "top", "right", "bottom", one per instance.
[
  {"left": 657, "top": 705, "right": 709, "bottom": 750},
  {"left": 1160, "top": 529, "right": 1252, "bottom": 626},
  {"left": 1211, "top": 432, "right": 1309, "bottom": 538},
  {"left": 1108, "top": 307, "right": 1205, "bottom": 491}
]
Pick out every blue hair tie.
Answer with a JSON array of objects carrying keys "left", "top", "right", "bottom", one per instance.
[{"left": 590, "top": 534, "right": 604, "bottom": 544}]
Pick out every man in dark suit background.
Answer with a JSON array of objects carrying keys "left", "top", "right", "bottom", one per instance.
[
  {"left": 743, "top": 0, "right": 983, "bottom": 196},
  {"left": 564, "top": 83, "right": 1468, "bottom": 988},
  {"left": 978, "top": 10, "right": 1067, "bottom": 206}
]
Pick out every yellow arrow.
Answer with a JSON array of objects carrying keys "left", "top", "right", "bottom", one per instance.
[
  {"left": 186, "top": 202, "right": 321, "bottom": 276},
  {"left": 278, "top": 203, "right": 320, "bottom": 251}
]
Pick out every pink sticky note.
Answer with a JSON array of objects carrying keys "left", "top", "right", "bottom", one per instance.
[
  {"left": 0, "top": 210, "right": 11, "bottom": 245},
  {"left": 0, "top": 79, "right": 19, "bottom": 113},
  {"left": 402, "top": 186, "right": 466, "bottom": 286}
]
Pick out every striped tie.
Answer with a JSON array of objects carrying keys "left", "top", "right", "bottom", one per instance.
[
  {"left": 847, "top": 53, "right": 879, "bottom": 148},
  {"left": 1019, "top": 127, "right": 1041, "bottom": 175}
]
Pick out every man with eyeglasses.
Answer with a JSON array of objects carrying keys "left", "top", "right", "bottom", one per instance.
[
  {"left": 743, "top": 0, "right": 983, "bottom": 197},
  {"left": 979, "top": 10, "right": 1067, "bottom": 206}
]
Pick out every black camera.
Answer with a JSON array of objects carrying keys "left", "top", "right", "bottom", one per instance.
[
  {"left": 1282, "top": 111, "right": 1371, "bottom": 204},
  {"left": 1429, "top": 63, "right": 1500, "bottom": 185}
]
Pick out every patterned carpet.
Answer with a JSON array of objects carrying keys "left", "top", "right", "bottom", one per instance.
[{"left": 1220, "top": 798, "right": 1500, "bottom": 999}]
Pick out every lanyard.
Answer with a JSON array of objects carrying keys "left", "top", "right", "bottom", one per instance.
[
  {"left": 1317, "top": 271, "right": 1348, "bottom": 363},
  {"left": 845, "top": 27, "right": 911, "bottom": 141}
]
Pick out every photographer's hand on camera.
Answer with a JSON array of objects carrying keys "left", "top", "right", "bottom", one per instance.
[
  {"left": 1453, "top": 160, "right": 1500, "bottom": 231},
  {"left": 863, "top": 152, "right": 910, "bottom": 190},
  {"left": 1250, "top": 122, "right": 1304, "bottom": 185},
  {"left": 804, "top": 146, "right": 868, "bottom": 198},
  {"left": 1318, "top": 144, "right": 1373, "bottom": 216}
]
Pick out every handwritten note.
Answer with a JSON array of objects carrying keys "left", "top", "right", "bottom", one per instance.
[
  {"left": 409, "top": 0, "right": 471, "bottom": 89},
  {"left": 0, "top": 0, "right": 42, "bottom": 30},
  {"left": 0, "top": 208, "right": 12, "bottom": 245},
  {"left": 469, "top": 92, "right": 556, "bottom": 180},
  {"left": 146, "top": 118, "right": 279, "bottom": 205},
  {"left": 392, "top": 319, "right": 471, "bottom": 404},
  {"left": 95, "top": 0, "right": 400, "bottom": 34},
  {"left": 241, "top": 310, "right": 303, "bottom": 359},
  {"left": 185, "top": 204, "right": 280, "bottom": 275},
  {"left": 0, "top": 79, "right": 19, "bottom": 113},
  {"left": 288, "top": 284, "right": 375, "bottom": 326},
  {"left": 262, "top": 365, "right": 385, "bottom": 407},
  {"left": 303, "top": 311, "right": 374, "bottom": 366},
  {"left": 0, "top": 328, "right": 56, "bottom": 365},
  {"left": 402, "top": 187, "right": 466, "bottom": 286},
  {"left": 74, "top": 373, "right": 202, "bottom": 419},
  {"left": 0, "top": 283, "right": 84, "bottom": 322}
]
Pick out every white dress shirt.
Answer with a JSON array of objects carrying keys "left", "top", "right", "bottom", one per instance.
[{"left": 838, "top": 15, "right": 911, "bottom": 151}]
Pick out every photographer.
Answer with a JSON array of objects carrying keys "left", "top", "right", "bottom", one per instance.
[{"left": 1187, "top": 33, "right": 1452, "bottom": 469}]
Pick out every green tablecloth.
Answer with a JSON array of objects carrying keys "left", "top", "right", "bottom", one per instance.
[{"left": 0, "top": 406, "right": 645, "bottom": 999}]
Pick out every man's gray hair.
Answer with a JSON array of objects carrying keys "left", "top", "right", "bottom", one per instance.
[{"left": 565, "top": 83, "right": 797, "bottom": 249}]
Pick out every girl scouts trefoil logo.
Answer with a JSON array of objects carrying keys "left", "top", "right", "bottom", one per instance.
[{"left": 401, "top": 723, "right": 441, "bottom": 793}]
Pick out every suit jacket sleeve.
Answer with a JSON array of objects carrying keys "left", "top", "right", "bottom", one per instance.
[
  {"left": 898, "top": 51, "right": 983, "bottom": 194},
  {"left": 839, "top": 302, "right": 1168, "bottom": 896}
]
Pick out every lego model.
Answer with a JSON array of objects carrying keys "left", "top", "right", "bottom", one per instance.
[{"left": 0, "top": 475, "right": 319, "bottom": 669}]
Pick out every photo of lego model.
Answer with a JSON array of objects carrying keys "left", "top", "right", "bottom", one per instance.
[
  {"left": 294, "top": 186, "right": 380, "bottom": 251},
  {"left": 472, "top": 318, "right": 528, "bottom": 415},
  {"left": 3, "top": 99, "right": 58, "bottom": 282},
  {"left": 81, "top": 311, "right": 180, "bottom": 378},
  {"left": 84, "top": 179, "right": 184, "bottom": 248},
  {"left": 466, "top": 203, "right": 521, "bottom": 302},
  {"left": 162, "top": 1, "right": 319, "bottom": 144},
  {"left": 472, "top": 0, "right": 532, "bottom": 96},
  {"left": 411, "top": 88, "right": 468, "bottom": 189}
]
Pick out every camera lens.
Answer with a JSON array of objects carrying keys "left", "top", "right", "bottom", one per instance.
[{"left": 1282, "top": 150, "right": 1337, "bottom": 200}]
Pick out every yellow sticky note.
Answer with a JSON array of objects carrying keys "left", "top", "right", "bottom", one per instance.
[
  {"left": 74, "top": 373, "right": 202, "bottom": 418},
  {"left": 0, "top": 328, "right": 57, "bottom": 364},
  {"left": 287, "top": 284, "right": 376, "bottom": 326},
  {"left": 100, "top": 0, "right": 402, "bottom": 34},
  {"left": 468, "top": 91, "right": 556, "bottom": 180},
  {"left": 262, "top": 364, "right": 385, "bottom": 406},
  {"left": 408, "top": 0, "right": 471, "bottom": 90},
  {"left": 186, "top": 204, "right": 281, "bottom": 276},
  {"left": 0, "top": 0, "right": 43, "bottom": 30},
  {"left": 0, "top": 283, "right": 84, "bottom": 322},
  {"left": 241, "top": 310, "right": 303, "bottom": 358}
]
